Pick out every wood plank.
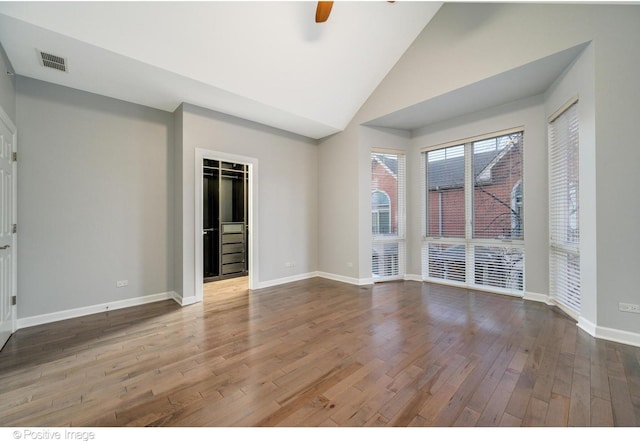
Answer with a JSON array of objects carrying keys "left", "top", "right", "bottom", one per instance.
[
  {"left": 544, "top": 393, "right": 570, "bottom": 426},
  {"left": 499, "top": 412, "right": 522, "bottom": 427},
  {"left": 521, "top": 397, "right": 548, "bottom": 426},
  {"left": 475, "top": 369, "right": 520, "bottom": 426},
  {"left": 1, "top": 277, "right": 638, "bottom": 427},
  {"left": 608, "top": 375, "right": 637, "bottom": 426},
  {"left": 568, "top": 372, "right": 590, "bottom": 426},
  {"left": 453, "top": 407, "right": 480, "bottom": 427},
  {"left": 590, "top": 397, "right": 614, "bottom": 427}
]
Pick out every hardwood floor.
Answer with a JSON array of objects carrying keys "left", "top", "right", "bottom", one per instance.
[{"left": 1, "top": 277, "right": 639, "bottom": 427}]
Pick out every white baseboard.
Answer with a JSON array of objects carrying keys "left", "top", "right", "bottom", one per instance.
[
  {"left": 254, "top": 272, "right": 319, "bottom": 289},
  {"left": 577, "top": 316, "right": 597, "bottom": 336},
  {"left": 17, "top": 291, "right": 177, "bottom": 330},
  {"left": 524, "top": 291, "right": 552, "bottom": 304},
  {"left": 173, "top": 293, "right": 198, "bottom": 306},
  {"left": 404, "top": 274, "right": 423, "bottom": 282},
  {"left": 593, "top": 325, "right": 640, "bottom": 348},
  {"left": 316, "top": 272, "right": 373, "bottom": 286},
  {"left": 577, "top": 318, "right": 640, "bottom": 348},
  {"left": 251, "top": 271, "right": 374, "bottom": 290},
  {"left": 14, "top": 281, "right": 640, "bottom": 349},
  {"left": 526, "top": 298, "right": 640, "bottom": 348}
]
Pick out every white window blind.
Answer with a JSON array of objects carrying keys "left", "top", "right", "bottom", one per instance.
[
  {"left": 371, "top": 151, "right": 405, "bottom": 280},
  {"left": 422, "top": 130, "right": 525, "bottom": 296},
  {"left": 549, "top": 101, "right": 580, "bottom": 315}
]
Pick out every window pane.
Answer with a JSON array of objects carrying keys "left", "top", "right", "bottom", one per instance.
[
  {"left": 427, "top": 243, "right": 465, "bottom": 282},
  {"left": 422, "top": 129, "right": 526, "bottom": 292},
  {"left": 426, "top": 145, "right": 465, "bottom": 238},
  {"left": 371, "top": 190, "right": 391, "bottom": 235},
  {"left": 371, "top": 154, "right": 398, "bottom": 235},
  {"left": 372, "top": 242, "right": 399, "bottom": 278},
  {"left": 550, "top": 113, "right": 579, "bottom": 246},
  {"left": 550, "top": 249, "right": 581, "bottom": 311},
  {"left": 474, "top": 245, "right": 524, "bottom": 292},
  {"left": 473, "top": 132, "right": 523, "bottom": 239},
  {"left": 371, "top": 151, "right": 405, "bottom": 280},
  {"left": 379, "top": 212, "right": 390, "bottom": 234},
  {"left": 549, "top": 102, "right": 580, "bottom": 313}
]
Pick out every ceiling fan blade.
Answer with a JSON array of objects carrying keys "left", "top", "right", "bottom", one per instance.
[{"left": 315, "top": 1, "right": 333, "bottom": 23}]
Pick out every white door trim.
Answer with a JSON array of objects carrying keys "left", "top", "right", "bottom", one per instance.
[
  {"left": 194, "top": 148, "right": 258, "bottom": 302},
  {"left": 0, "top": 104, "right": 17, "bottom": 343}
]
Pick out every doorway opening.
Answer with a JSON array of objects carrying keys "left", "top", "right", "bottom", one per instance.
[
  {"left": 195, "top": 148, "right": 258, "bottom": 303},
  {"left": 203, "top": 159, "right": 248, "bottom": 283}
]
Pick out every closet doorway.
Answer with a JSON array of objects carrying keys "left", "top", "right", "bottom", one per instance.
[
  {"left": 203, "top": 159, "right": 249, "bottom": 282},
  {"left": 195, "top": 148, "right": 257, "bottom": 303}
]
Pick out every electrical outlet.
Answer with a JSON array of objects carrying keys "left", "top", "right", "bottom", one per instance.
[
  {"left": 116, "top": 280, "right": 128, "bottom": 288},
  {"left": 619, "top": 302, "right": 640, "bottom": 313},
  {"left": 346, "top": 262, "right": 353, "bottom": 268},
  {"left": 284, "top": 262, "right": 293, "bottom": 268}
]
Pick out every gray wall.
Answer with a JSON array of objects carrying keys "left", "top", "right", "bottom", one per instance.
[
  {"left": 318, "top": 3, "right": 640, "bottom": 336},
  {"left": 318, "top": 125, "right": 360, "bottom": 280},
  {"left": 0, "top": 42, "right": 15, "bottom": 123},
  {"left": 176, "top": 103, "right": 318, "bottom": 298},
  {"left": 16, "top": 77, "right": 174, "bottom": 318},
  {"left": 591, "top": 13, "right": 640, "bottom": 334},
  {"left": 318, "top": 125, "right": 411, "bottom": 283}
]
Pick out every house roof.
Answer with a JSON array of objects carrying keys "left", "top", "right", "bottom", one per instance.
[
  {"left": 427, "top": 145, "right": 518, "bottom": 190},
  {"left": 372, "top": 144, "right": 514, "bottom": 188},
  {"left": 372, "top": 154, "right": 398, "bottom": 176}
]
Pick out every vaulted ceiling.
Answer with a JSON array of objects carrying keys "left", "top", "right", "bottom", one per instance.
[{"left": 0, "top": 1, "right": 443, "bottom": 139}]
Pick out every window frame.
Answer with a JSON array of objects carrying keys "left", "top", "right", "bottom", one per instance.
[
  {"left": 371, "top": 189, "right": 391, "bottom": 235},
  {"left": 371, "top": 149, "right": 406, "bottom": 282},
  {"left": 421, "top": 127, "right": 525, "bottom": 296},
  {"left": 548, "top": 97, "right": 581, "bottom": 318}
]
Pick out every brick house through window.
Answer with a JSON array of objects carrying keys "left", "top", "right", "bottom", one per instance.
[
  {"left": 424, "top": 132, "right": 524, "bottom": 291},
  {"left": 371, "top": 153, "right": 402, "bottom": 278},
  {"left": 371, "top": 154, "right": 399, "bottom": 235},
  {"left": 427, "top": 136, "right": 523, "bottom": 240}
]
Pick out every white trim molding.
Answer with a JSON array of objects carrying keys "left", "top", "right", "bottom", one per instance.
[
  {"left": 404, "top": 274, "right": 423, "bottom": 282},
  {"left": 525, "top": 294, "right": 640, "bottom": 348},
  {"left": 194, "top": 148, "right": 259, "bottom": 302},
  {"left": 592, "top": 325, "right": 640, "bottom": 348},
  {"left": 316, "top": 272, "right": 373, "bottom": 286},
  {"left": 525, "top": 291, "right": 580, "bottom": 322},
  {"left": 577, "top": 316, "right": 597, "bottom": 336},
  {"left": 524, "top": 291, "right": 553, "bottom": 305},
  {"left": 172, "top": 293, "right": 198, "bottom": 306},
  {"left": 577, "top": 317, "right": 640, "bottom": 348},
  {"left": 17, "top": 291, "right": 178, "bottom": 330},
  {"left": 254, "top": 272, "right": 319, "bottom": 290},
  {"left": 250, "top": 271, "right": 376, "bottom": 290},
  {"left": 231, "top": 271, "right": 375, "bottom": 291},
  {"left": 0, "top": 104, "right": 17, "bottom": 337}
]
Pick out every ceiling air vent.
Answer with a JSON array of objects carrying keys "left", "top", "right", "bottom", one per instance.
[{"left": 39, "top": 50, "right": 68, "bottom": 72}]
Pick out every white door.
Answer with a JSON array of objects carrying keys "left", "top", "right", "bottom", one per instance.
[{"left": 0, "top": 110, "right": 16, "bottom": 350}]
